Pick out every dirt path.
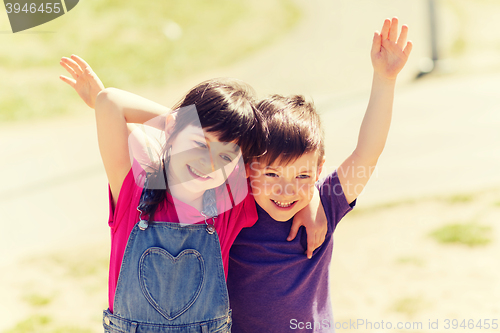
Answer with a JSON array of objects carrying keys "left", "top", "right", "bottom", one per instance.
[{"left": 331, "top": 188, "right": 500, "bottom": 332}]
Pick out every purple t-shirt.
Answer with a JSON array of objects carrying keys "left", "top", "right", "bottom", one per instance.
[{"left": 228, "top": 171, "right": 355, "bottom": 332}]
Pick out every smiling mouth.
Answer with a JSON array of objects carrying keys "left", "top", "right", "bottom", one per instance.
[
  {"left": 271, "top": 199, "right": 297, "bottom": 208},
  {"left": 187, "top": 165, "right": 211, "bottom": 180}
]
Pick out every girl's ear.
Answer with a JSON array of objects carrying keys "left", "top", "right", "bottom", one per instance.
[
  {"left": 165, "top": 113, "right": 177, "bottom": 135},
  {"left": 316, "top": 156, "right": 326, "bottom": 181}
]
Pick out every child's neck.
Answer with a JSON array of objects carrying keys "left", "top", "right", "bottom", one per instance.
[{"left": 169, "top": 184, "right": 204, "bottom": 212}]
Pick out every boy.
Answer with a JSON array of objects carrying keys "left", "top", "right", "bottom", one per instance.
[{"left": 227, "top": 17, "right": 412, "bottom": 332}]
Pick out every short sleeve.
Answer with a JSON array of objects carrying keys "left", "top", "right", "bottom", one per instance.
[
  {"left": 217, "top": 184, "right": 257, "bottom": 278},
  {"left": 107, "top": 159, "right": 146, "bottom": 231},
  {"left": 218, "top": 181, "right": 257, "bottom": 236},
  {"left": 316, "top": 170, "right": 356, "bottom": 232},
  {"left": 234, "top": 186, "right": 258, "bottom": 229},
  {"left": 107, "top": 184, "right": 115, "bottom": 226}
]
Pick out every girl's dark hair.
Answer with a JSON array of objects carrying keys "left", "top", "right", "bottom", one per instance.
[
  {"left": 139, "top": 78, "right": 265, "bottom": 220},
  {"left": 255, "top": 94, "right": 324, "bottom": 166}
]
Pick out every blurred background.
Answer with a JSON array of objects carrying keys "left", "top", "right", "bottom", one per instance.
[{"left": 0, "top": 0, "right": 499, "bottom": 332}]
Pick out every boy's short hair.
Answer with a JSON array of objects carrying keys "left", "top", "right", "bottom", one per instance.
[{"left": 256, "top": 94, "right": 324, "bottom": 166}]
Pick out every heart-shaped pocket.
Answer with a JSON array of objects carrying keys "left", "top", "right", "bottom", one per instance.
[{"left": 139, "top": 247, "right": 205, "bottom": 320}]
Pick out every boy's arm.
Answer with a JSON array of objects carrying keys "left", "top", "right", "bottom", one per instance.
[
  {"left": 288, "top": 18, "right": 412, "bottom": 254},
  {"left": 338, "top": 17, "right": 412, "bottom": 204}
]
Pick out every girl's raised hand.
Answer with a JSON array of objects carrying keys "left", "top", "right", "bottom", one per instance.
[
  {"left": 371, "top": 17, "right": 413, "bottom": 80},
  {"left": 59, "top": 55, "right": 105, "bottom": 109}
]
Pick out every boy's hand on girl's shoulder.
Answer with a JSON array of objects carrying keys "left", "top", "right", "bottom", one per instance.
[
  {"left": 59, "top": 54, "right": 105, "bottom": 109},
  {"left": 288, "top": 188, "right": 328, "bottom": 259},
  {"left": 371, "top": 17, "right": 413, "bottom": 80}
]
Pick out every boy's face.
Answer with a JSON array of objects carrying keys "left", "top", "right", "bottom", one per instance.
[{"left": 247, "top": 151, "right": 323, "bottom": 222}]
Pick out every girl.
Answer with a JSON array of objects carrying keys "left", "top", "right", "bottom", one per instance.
[{"left": 60, "top": 55, "right": 265, "bottom": 332}]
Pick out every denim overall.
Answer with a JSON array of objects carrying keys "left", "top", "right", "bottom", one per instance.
[{"left": 103, "top": 190, "right": 231, "bottom": 332}]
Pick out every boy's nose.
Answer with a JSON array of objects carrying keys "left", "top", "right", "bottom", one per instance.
[
  {"left": 273, "top": 180, "right": 296, "bottom": 196},
  {"left": 283, "top": 182, "right": 296, "bottom": 196}
]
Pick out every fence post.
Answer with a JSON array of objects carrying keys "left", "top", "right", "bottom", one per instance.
[{"left": 417, "top": 0, "right": 439, "bottom": 78}]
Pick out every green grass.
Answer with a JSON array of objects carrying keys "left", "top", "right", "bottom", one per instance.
[
  {"left": 0, "top": 0, "right": 301, "bottom": 122},
  {"left": 391, "top": 296, "right": 426, "bottom": 317},
  {"left": 396, "top": 256, "right": 425, "bottom": 267},
  {"left": 4, "top": 315, "right": 52, "bottom": 333},
  {"left": 347, "top": 198, "right": 418, "bottom": 216},
  {"left": 53, "top": 253, "right": 109, "bottom": 278},
  {"left": 11, "top": 245, "right": 109, "bottom": 332},
  {"left": 23, "top": 293, "right": 53, "bottom": 307},
  {"left": 429, "top": 222, "right": 493, "bottom": 247},
  {"left": 445, "top": 194, "right": 474, "bottom": 204},
  {"left": 441, "top": 0, "right": 468, "bottom": 57},
  {"left": 348, "top": 190, "right": 484, "bottom": 216},
  {"left": 50, "top": 327, "right": 93, "bottom": 333},
  {"left": 4, "top": 314, "right": 93, "bottom": 333},
  {"left": 0, "top": 80, "right": 75, "bottom": 121}
]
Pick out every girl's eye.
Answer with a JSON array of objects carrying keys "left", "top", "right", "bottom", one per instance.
[
  {"left": 297, "top": 175, "right": 310, "bottom": 179},
  {"left": 194, "top": 141, "right": 208, "bottom": 149},
  {"left": 220, "top": 154, "right": 233, "bottom": 162},
  {"left": 265, "top": 173, "right": 278, "bottom": 178}
]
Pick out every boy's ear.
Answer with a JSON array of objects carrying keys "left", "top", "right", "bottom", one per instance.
[
  {"left": 316, "top": 156, "right": 326, "bottom": 181},
  {"left": 165, "top": 113, "right": 177, "bottom": 135},
  {"left": 245, "top": 163, "right": 251, "bottom": 178}
]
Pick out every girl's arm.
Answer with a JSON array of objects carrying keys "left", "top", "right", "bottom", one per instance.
[
  {"left": 94, "top": 92, "right": 131, "bottom": 206},
  {"left": 60, "top": 55, "right": 104, "bottom": 109},
  {"left": 60, "top": 55, "right": 171, "bottom": 127},
  {"left": 95, "top": 89, "right": 171, "bottom": 203},
  {"left": 289, "top": 188, "right": 327, "bottom": 259},
  {"left": 96, "top": 88, "right": 170, "bottom": 130},
  {"left": 338, "top": 17, "right": 412, "bottom": 204},
  {"left": 60, "top": 55, "right": 171, "bottom": 205}
]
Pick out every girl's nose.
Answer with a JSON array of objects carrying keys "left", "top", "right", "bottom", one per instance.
[{"left": 198, "top": 149, "right": 216, "bottom": 172}]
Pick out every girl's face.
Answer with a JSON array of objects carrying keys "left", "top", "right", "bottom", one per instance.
[{"left": 166, "top": 124, "right": 242, "bottom": 199}]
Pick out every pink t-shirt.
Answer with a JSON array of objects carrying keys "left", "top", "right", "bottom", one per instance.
[{"left": 107, "top": 159, "right": 257, "bottom": 313}]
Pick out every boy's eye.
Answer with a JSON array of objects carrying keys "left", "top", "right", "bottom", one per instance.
[
  {"left": 297, "top": 174, "right": 310, "bottom": 179},
  {"left": 265, "top": 172, "right": 278, "bottom": 178},
  {"left": 220, "top": 154, "right": 233, "bottom": 163},
  {"left": 194, "top": 141, "right": 208, "bottom": 149}
]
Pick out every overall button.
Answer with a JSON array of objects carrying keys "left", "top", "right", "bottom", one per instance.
[
  {"left": 104, "top": 316, "right": 110, "bottom": 326},
  {"left": 206, "top": 225, "right": 216, "bottom": 234},
  {"left": 138, "top": 219, "right": 149, "bottom": 230}
]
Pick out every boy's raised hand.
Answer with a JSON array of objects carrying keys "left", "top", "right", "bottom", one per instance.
[
  {"left": 371, "top": 17, "right": 412, "bottom": 80},
  {"left": 338, "top": 17, "right": 413, "bottom": 204},
  {"left": 60, "top": 55, "right": 104, "bottom": 109}
]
